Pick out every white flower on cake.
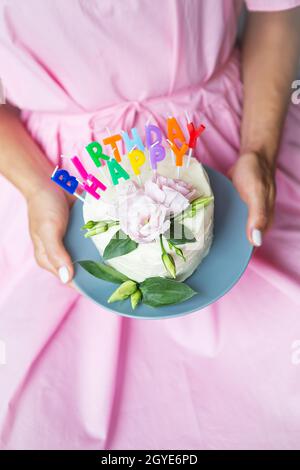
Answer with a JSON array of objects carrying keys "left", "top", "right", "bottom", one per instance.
[
  {"left": 118, "top": 192, "right": 170, "bottom": 243},
  {"left": 115, "top": 174, "right": 195, "bottom": 243},
  {"left": 144, "top": 174, "right": 196, "bottom": 216}
]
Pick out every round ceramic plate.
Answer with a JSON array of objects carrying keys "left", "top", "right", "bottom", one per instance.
[{"left": 64, "top": 166, "right": 253, "bottom": 319}]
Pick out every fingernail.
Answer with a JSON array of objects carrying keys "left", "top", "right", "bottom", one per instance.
[
  {"left": 252, "top": 228, "right": 263, "bottom": 247},
  {"left": 58, "top": 265, "right": 70, "bottom": 284}
]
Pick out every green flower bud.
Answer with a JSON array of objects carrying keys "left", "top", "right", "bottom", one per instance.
[
  {"left": 191, "top": 195, "right": 214, "bottom": 210},
  {"left": 179, "top": 195, "right": 214, "bottom": 221},
  {"left": 84, "top": 223, "right": 109, "bottom": 238},
  {"left": 130, "top": 289, "right": 142, "bottom": 310},
  {"left": 81, "top": 220, "right": 98, "bottom": 230},
  {"left": 162, "top": 253, "right": 176, "bottom": 279},
  {"left": 108, "top": 280, "right": 137, "bottom": 303},
  {"left": 167, "top": 239, "right": 186, "bottom": 262},
  {"left": 174, "top": 245, "right": 186, "bottom": 262}
]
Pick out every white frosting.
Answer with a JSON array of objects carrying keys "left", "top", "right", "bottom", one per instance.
[{"left": 83, "top": 150, "right": 214, "bottom": 282}]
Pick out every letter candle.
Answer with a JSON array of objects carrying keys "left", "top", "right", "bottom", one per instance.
[
  {"left": 122, "top": 128, "right": 145, "bottom": 153},
  {"left": 185, "top": 111, "right": 206, "bottom": 168},
  {"left": 167, "top": 117, "right": 188, "bottom": 178},
  {"left": 71, "top": 156, "right": 107, "bottom": 199},
  {"left": 86, "top": 140, "right": 111, "bottom": 186},
  {"left": 103, "top": 133, "right": 122, "bottom": 163},
  {"left": 122, "top": 127, "right": 145, "bottom": 185},
  {"left": 144, "top": 117, "right": 155, "bottom": 173},
  {"left": 145, "top": 124, "right": 166, "bottom": 174},
  {"left": 128, "top": 146, "right": 145, "bottom": 185},
  {"left": 51, "top": 166, "right": 86, "bottom": 203}
]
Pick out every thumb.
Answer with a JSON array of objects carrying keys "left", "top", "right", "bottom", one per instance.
[
  {"left": 41, "top": 223, "right": 74, "bottom": 283},
  {"left": 228, "top": 152, "right": 275, "bottom": 248},
  {"left": 245, "top": 189, "right": 269, "bottom": 247}
]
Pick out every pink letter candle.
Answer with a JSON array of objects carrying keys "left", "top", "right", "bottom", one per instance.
[
  {"left": 82, "top": 174, "right": 107, "bottom": 200},
  {"left": 71, "top": 156, "right": 107, "bottom": 199}
]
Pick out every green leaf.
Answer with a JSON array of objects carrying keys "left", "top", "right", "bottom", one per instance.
[
  {"left": 140, "top": 277, "right": 197, "bottom": 307},
  {"left": 77, "top": 260, "right": 129, "bottom": 284},
  {"left": 166, "top": 220, "right": 196, "bottom": 245},
  {"left": 103, "top": 229, "right": 138, "bottom": 260}
]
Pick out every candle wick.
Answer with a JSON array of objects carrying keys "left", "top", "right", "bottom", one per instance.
[{"left": 51, "top": 165, "right": 59, "bottom": 178}]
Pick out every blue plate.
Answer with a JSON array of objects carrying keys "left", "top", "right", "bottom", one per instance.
[{"left": 64, "top": 166, "right": 253, "bottom": 319}]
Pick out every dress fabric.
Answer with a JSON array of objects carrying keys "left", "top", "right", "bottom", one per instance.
[{"left": 0, "top": 0, "right": 300, "bottom": 450}]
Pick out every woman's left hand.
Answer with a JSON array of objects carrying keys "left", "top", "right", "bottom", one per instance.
[
  {"left": 228, "top": 151, "right": 276, "bottom": 247},
  {"left": 27, "top": 184, "right": 75, "bottom": 283}
]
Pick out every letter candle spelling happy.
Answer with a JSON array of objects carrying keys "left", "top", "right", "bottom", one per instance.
[
  {"left": 145, "top": 124, "right": 166, "bottom": 173},
  {"left": 167, "top": 117, "right": 188, "bottom": 178}
]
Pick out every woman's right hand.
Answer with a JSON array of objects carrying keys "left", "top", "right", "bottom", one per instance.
[
  {"left": 228, "top": 151, "right": 276, "bottom": 247},
  {"left": 27, "top": 184, "right": 75, "bottom": 284}
]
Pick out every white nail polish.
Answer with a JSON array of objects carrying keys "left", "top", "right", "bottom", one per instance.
[
  {"left": 252, "top": 228, "right": 262, "bottom": 247},
  {"left": 58, "top": 266, "right": 69, "bottom": 284}
]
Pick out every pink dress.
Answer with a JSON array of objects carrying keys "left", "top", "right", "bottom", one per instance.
[{"left": 0, "top": 0, "right": 300, "bottom": 450}]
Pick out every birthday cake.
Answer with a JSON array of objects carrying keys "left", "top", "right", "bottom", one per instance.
[
  {"left": 51, "top": 117, "right": 214, "bottom": 309},
  {"left": 82, "top": 149, "right": 214, "bottom": 284}
]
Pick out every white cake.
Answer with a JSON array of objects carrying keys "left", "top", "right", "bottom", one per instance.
[{"left": 83, "top": 150, "right": 214, "bottom": 283}]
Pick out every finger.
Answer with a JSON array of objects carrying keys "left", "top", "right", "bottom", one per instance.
[
  {"left": 38, "top": 223, "right": 74, "bottom": 283},
  {"left": 245, "top": 186, "right": 269, "bottom": 247}
]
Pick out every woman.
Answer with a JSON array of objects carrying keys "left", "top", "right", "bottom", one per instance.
[{"left": 0, "top": 0, "right": 300, "bottom": 450}]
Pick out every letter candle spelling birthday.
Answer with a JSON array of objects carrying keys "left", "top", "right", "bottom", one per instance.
[
  {"left": 185, "top": 111, "right": 206, "bottom": 168},
  {"left": 102, "top": 133, "right": 123, "bottom": 162},
  {"left": 50, "top": 116, "right": 206, "bottom": 201}
]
